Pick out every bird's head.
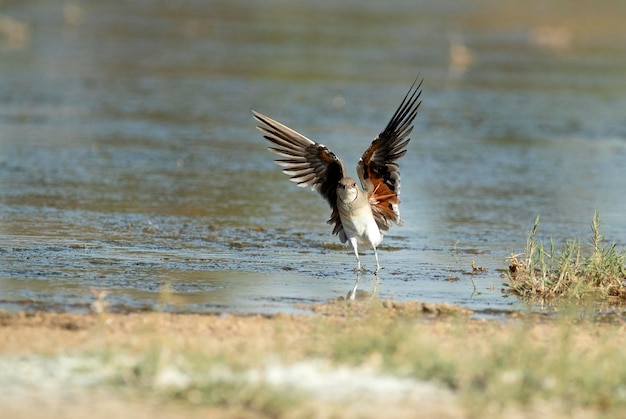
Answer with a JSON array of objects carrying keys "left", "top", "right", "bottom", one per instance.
[{"left": 337, "top": 177, "right": 359, "bottom": 204}]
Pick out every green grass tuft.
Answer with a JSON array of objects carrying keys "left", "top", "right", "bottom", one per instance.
[{"left": 507, "top": 212, "right": 626, "bottom": 302}]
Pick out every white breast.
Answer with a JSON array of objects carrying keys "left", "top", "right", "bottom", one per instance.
[{"left": 339, "top": 204, "right": 383, "bottom": 249}]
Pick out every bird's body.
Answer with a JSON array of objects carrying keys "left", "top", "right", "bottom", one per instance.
[
  {"left": 336, "top": 177, "right": 383, "bottom": 271},
  {"left": 253, "top": 79, "right": 422, "bottom": 273}
]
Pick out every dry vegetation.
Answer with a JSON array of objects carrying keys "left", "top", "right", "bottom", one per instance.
[
  {"left": 507, "top": 213, "right": 626, "bottom": 302},
  {"left": 2, "top": 298, "right": 626, "bottom": 419}
]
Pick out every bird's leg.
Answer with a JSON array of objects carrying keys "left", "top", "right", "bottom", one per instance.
[
  {"left": 349, "top": 238, "right": 363, "bottom": 272},
  {"left": 373, "top": 246, "right": 381, "bottom": 273}
]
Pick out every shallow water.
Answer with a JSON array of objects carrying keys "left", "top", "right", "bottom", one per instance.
[{"left": 1, "top": 0, "right": 626, "bottom": 317}]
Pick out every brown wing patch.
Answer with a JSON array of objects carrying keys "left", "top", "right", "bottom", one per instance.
[
  {"left": 357, "top": 79, "right": 422, "bottom": 233},
  {"left": 367, "top": 176, "right": 402, "bottom": 235}
]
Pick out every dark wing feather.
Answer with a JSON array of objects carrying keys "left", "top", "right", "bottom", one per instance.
[
  {"left": 357, "top": 78, "right": 422, "bottom": 233},
  {"left": 252, "top": 110, "right": 347, "bottom": 240}
]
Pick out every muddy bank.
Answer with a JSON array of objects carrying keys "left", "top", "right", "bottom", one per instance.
[
  {"left": 0, "top": 302, "right": 468, "bottom": 419},
  {"left": 2, "top": 301, "right": 626, "bottom": 418}
]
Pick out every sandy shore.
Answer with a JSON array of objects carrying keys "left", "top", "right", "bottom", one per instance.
[{"left": 1, "top": 300, "right": 623, "bottom": 419}]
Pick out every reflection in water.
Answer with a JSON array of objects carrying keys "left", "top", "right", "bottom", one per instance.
[
  {"left": 347, "top": 272, "right": 361, "bottom": 301},
  {"left": 346, "top": 272, "right": 380, "bottom": 301},
  {"left": 1, "top": 1, "right": 626, "bottom": 315}
]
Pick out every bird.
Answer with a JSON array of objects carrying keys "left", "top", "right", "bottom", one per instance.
[{"left": 253, "top": 78, "right": 422, "bottom": 273}]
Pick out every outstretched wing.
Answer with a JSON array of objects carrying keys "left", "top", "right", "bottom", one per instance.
[
  {"left": 357, "top": 79, "right": 422, "bottom": 234},
  {"left": 252, "top": 110, "right": 347, "bottom": 240}
]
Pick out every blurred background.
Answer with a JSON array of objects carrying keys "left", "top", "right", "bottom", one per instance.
[{"left": 1, "top": 0, "right": 625, "bottom": 315}]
